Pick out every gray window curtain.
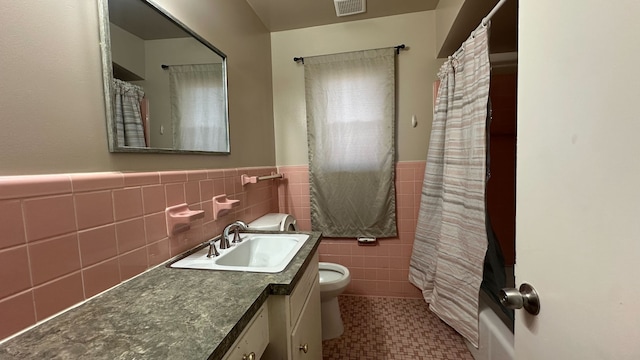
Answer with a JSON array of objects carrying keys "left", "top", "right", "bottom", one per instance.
[
  {"left": 113, "top": 78, "right": 146, "bottom": 147},
  {"left": 168, "top": 63, "right": 228, "bottom": 152},
  {"left": 304, "top": 48, "right": 397, "bottom": 238}
]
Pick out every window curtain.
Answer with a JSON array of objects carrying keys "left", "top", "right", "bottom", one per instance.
[
  {"left": 304, "top": 48, "right": 397, "bottom": 238},
  {"left": 168, "top": 64, "right": 227, "bottom": 151},
  {"left": 113, "top": 78, "right": 146, "bottom": 147},
  {"left": 408, "top": 25, "right": 491, "bottom": 348}
]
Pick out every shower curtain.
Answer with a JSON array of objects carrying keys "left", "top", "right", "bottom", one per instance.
[
  {"left": 113, "top": 78, "right": 146, "bottom": 147},
  {"left": 409, "top": 25, "right": 491, "bottom": 348}
]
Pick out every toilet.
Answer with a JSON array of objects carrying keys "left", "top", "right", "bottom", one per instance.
[
  {"left": 248, "top": 213, "right": 351, "bottom": 340},
  {"left": 318, "top": 262, "right": 350, "bottom": 340},
  {"left": 248, "top": 213, "right": 297, "bottom": 231}
]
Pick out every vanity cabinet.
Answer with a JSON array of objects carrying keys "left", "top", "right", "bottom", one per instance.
[
  {"left": 290, "top": 276, "right": 322, "bottom": 359},
  {"left": 222, "top": 302, "right": 269, "bottom": 360},
  {"left": 264, "top": 251, "right": 322, "bottom": 359}
]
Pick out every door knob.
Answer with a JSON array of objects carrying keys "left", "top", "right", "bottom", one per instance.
[{"left": 499, "top": 283, "right": 540, "bottom": 315}]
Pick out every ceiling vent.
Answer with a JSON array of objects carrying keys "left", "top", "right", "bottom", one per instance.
[{"left": 334, "top": 0, "right": 366, "bottom": 17}]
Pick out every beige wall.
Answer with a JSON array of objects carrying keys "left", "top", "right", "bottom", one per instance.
[
  {"left": 271, "top": 11, "right": 444, "bottom": 166},
  {"left": 434, "top": 0, "right": 465, "bottom": 57},
  {"left": 110, "top": 24, "right": 146, "bottom": 78},
  {"left": 0, "top": 0, "right": 274, "bottom": 176}
]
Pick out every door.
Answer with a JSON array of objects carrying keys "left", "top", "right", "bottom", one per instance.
[
  {"left": 516, "top": 0, "right": 640, "bottom": 358},
  {"left": 291, "top": 277, "right": 322, "bottom": 360}
]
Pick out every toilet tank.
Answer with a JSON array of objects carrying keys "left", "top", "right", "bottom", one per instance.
[{"left": 249, "top": 213, "right": 298, "bottom": 231}]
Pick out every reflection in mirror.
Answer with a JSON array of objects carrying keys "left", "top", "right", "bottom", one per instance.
[{"left": 98, "top": 0, "right": 230, "bottom": 154}]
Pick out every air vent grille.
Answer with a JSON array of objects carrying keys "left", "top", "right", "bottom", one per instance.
[{"left": 334, "top": 0, "right": 366, "bottom": 17}]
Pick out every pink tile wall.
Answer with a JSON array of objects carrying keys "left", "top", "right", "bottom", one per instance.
[
  {"left": 0, "top": 167, "right": 279, "bottom": 341},
  {"left": 277, "top": 161, "right": 426, "bottom": 298}
]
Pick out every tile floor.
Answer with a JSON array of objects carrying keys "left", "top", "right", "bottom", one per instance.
[{"left": 322, "top": 295, "right": 474, "bottom": 360}]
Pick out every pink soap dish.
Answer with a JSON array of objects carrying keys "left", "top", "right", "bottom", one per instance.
[
  {"left": 213, "top": 194, "right": 240, "bottom": 220},
  {"left": 165, "top": 203, "right": 205, "bottom": 236}
]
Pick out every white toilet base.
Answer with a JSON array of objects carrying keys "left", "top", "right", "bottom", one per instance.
[{"left": 321, "top": 297, "right": 344, "bottom": 340}]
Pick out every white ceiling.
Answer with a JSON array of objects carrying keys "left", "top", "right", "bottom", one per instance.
[
  {"left": 108, "top": 0, "right": 517, "bottom": 56},
  {"left": 246, "top": 0, "right": 518, "bottom": 56},
  {"left": 245, "top": 0, "right": 440, "bottom": 32}
]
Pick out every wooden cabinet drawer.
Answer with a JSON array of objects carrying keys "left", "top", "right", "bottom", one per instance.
[
  {"left": 290, "top": 275, "right": 322, "bottom": 360},
  {"left": 222, "top": 303, "right": 269, "bottom": 360},
  {"left": 289, "top": 252, "right": 319, "bottom": 327}
]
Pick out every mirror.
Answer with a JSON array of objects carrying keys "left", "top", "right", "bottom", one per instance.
[{"left": 98, "top": 0, "right": 230, "bottom": 154}]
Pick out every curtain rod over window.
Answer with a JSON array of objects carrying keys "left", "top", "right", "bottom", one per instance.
[{"left": 293, "top": 44, "right": 406, "bottom": 64}]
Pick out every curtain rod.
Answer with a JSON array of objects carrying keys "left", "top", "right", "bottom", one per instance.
[
  {"left": 451, "top": 0, "right": 509, "bottom": 59},
  {"left": 482, "top": 0, "right": 508, "bottom": 26},
  {"left": 160, "top": 63, "right": 217, "bottom": 69},
  {"left": 293, "top": 44, "right": 406, "bottom": 64}
]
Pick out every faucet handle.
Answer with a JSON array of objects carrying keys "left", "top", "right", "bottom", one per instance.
[
  {"left": 206, "top": 241, "right": 219, "bottom": 258},
  {"left": 232, "top": 228, "right": 242, "bottom": 243}
]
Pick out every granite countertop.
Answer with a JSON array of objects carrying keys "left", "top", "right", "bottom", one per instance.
[{"left": 0, "top": 231, "right": 322, "bottom": 360}]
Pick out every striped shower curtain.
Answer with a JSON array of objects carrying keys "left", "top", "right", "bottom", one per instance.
[
  {"left": 113, "top": 78, "right": 147, "bottom": 147},
  {"left": 409, "top": 25, "right": 491, "bottom": 348}
]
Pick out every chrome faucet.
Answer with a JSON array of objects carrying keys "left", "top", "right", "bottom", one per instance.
[{"left": 221, "top": 220, "right": 249, "bottom": 249}]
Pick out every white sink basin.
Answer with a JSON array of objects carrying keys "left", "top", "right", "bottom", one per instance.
[{"left": 170, "top": 233, "right": 310, "bottom": 273}]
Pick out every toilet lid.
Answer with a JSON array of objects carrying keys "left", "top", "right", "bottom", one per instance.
[{"left": 319, "top": 269, "right": 343, "bottom": 283}]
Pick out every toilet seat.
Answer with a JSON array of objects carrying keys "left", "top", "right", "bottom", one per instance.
[
  {"left": 319, "top": 262, "right": 350, "bottom": 296},
  {"left": 319, "top": 269, "right": 344, "bottom": 283}
]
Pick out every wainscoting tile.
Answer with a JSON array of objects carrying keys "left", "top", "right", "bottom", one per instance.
[
  {"left": 33, "top": 272, "right": 84, "bottom": 321},
  {"left": 28, "top": 234, "right": 81, "bottom": 286},
  {"left": 0, "top": 246, "right": 31, "bottom": 299},
  {"left": 0, "top": 291, "right": 36, "bottom": 340},
  {"left": 0, "top": 200, "right": 26, "bottom": 249}
]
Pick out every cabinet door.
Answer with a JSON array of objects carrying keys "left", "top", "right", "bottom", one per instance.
[
  {"left": 290, "top": 275, "right": 322, "bottom": 360},
  {"left": 223, "top": 305, "right": 269, "bottom": 360}
]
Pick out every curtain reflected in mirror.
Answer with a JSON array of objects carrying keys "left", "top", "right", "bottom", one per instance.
[
  {"left": 98, "top": 0, "right": 230, "bottom": 154},
  {"left": 113, "top": 79, "right": 148, "bottom": 147},
  {"left": 168, "top": 64, "right": 228, "bottom": 151}
]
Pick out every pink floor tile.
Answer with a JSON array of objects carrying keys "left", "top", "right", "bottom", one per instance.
[{"left": 322, "top": 296, "right": 473, "bottom": 360}]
